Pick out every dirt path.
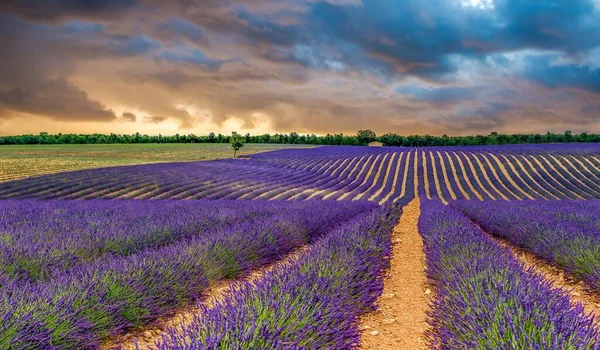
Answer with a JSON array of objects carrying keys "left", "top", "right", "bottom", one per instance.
[
  {"left": 359, "top": 198, "right": 431, "bottom": 349},
  {"left": 484, "top": 231, "right": 600, "bottom": 322},
  {"left": 102, "top": 247, "right": 308, "bottom": 350}
]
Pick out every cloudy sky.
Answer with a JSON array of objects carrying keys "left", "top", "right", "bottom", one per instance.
[{"left": 0, "top": 0, "right": 599, "bottom": 136}]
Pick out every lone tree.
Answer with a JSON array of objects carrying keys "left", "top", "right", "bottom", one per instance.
[
  {"left": 357, "top": 129, "right": 377, "bottom": 145},
  {"left": 230, "top": 131, "right": 245, "bottom": 158}
]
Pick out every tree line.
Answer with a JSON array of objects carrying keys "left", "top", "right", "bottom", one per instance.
[{"left": 0, "top": 130, "right": 599, "bottom": 147}]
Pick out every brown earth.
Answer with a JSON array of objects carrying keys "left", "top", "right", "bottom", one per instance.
[
  {"left": 484, "top": 231, "right": 600, "bottom": 323},
  {"left": 359, "top": 198, "right": 432, "bottom": 350},
  {"left": 102, "top": 247, "right": 308, "bottom": 350}
]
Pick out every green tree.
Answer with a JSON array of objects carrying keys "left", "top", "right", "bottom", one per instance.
[
  {"left": 357, "top": 129, "right": 377, "bottom": 145},
  {"left": 208, "top": 132, "right": 216, "bottom": 143},
  {"left": 230, "top": 132, "right": 245, "bottom": 158}
]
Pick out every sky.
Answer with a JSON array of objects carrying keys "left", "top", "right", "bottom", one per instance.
[{"left": 0, "top": 0, "right": 599, "bottom": 136}]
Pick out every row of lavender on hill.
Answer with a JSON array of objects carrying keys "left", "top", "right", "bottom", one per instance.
[{"left": 2, "top": 144, "right": 600, "bottom": 202}]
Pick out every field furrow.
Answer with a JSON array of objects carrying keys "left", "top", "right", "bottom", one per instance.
[{"left": 2, "top": 145, "right": 600, "bottom": 203}]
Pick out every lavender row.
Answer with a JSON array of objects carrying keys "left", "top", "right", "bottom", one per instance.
[
  {"left": 253, "top": 145, "right": 600, "bottom": 201},
  {"left": 0, "top": 147, "right": 413, "bottom": 203},
  {"left": 430, "top": 146, "right": 600, "bottom": 200},
  {"left": 0, "top": 200, "right": 374, "bottom": 349},
  {"left": 453, "top": 200, "right": 600, "bottom": 292},
  {"left": 2, "top": 145, "right": 600, "bottom": 203},
  {"left": 419, "top": 200, "right": 599, "bottom": 348},
  {"left": 420, "top": 149, "right": 600, "bottom": 202},
  {"left": 0, "top": 200, "right": 296, "bottom": 282},
  {"left": 156, "top": 204, "right": 401, "bottom": 349}
]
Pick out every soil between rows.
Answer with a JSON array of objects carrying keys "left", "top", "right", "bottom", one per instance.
[{"left": 359, "top": 198, "right": 432, "bottom": 350}]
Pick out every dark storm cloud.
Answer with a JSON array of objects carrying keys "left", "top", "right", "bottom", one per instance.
[
  {"left": 395, "top": 84, "right": 477, "bottom": 105},
  {"left": 143, "top": 116, "right": 167, "bottom": 124},
  {"left": 0, "top": 0, "right": 137, "bottom": 23},
  {"left": 301, "top": 0, "right": 600, "bottom": 79},
  {"left": 56, "top": 21, "right": 160, "bottom": 57},
  {"left": 523, "top": 54, "right": 600, "bottom": 93},
  {"left": 493, "top": 0, "right": 600, "bottom": 53},
  {"left": 157, "top": 49, "right": 223, "bottom": 69},
  {"left": 190, "top": 0, "right": 600, "bottom": 88},
  {"left": 121, "top": 112, "right": 136, "bottom": 122},
  {"left": 155, "top": 19, "right": 208, "bottom": 46},
  {"left": 0, "top": 79, "right": 117, "bottom": 121},
  {"left": 1, "top": 0, "right": 600, "bottom": 135}
]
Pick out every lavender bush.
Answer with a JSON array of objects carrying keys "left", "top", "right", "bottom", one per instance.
[
  {"left": 453, "top": 200, "right": 600, "bottom": 291},
  {"left": 156, "top": 204, "right": 401, "bottom": 349},
  {"left": 0, "top": 199, "right": 374, "bottom": 349},
  {"left": 420, "top": 200, "right": 599, "bottom": 348},
  {"left": 0, "top": 200, "right": 298, "bottom": 282}
]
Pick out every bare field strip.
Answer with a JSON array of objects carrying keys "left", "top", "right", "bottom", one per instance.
[
  {"left": 359, "top": 198, "right": 431, "bottom": 350},
  {"left": 515, "top": 154, "right": 571, "bottom": 199},
  {"left": 459, "top": 151, "right": 496, "bottom": 200},
  {"left": 470, "top": 153, "right": 509, "bottom": 200},
  {"left": 421, "top": 150, "right": 432, "bottom": 200},
  {"left": 497, "top": 153, "right": 547, "bottom": 199},
  {"left": 550, "top": 154, "right": 600, "bottom": 197}
]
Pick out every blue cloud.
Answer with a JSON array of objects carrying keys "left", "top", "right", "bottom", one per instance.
[
  {"left": 0, "top": 0, "right": 137, "bottom": 22},
  {"left": 60, "top": 20, "right": 103, "bottom": 33},
  {"left": 524, "top": 54, "right": 600, "bottom": 92},
  {"left": 222, "top": 0, "right": 600, "bottom": 88},
  {"left": 157, "top": 19, "right": 206, "bottom": 45},
  {"left": 307, "top": 0, "right": 600, "bottom": 77},
  {"left": 395, "top": 83, "right": 476, "bottom": 103},
  {"left": 6, "top": 0, "right": 600, "bottom": 89},
  {"left": 158, "top": 48, "right": 222, "bottom": 69},
  {"left": 113, "top": 36, "right": 159, "bottom": 56},
  {"left": 493, "top": 0, "right": 600, "bottom": 53}
]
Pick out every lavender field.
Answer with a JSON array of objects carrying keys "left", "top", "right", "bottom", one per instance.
[
  {"left": 3, "top": 144, "right": 600, "bottom": 203},
  {"left": 419, "top": 201, "right": 599, "bottom": 348},
  {"left": 453, "top": 200, "right": 600, "bottom": 292},
  {"left": 3, "top": 144, "right": 600, "bottom": 349},
  {"left": 0, "top": 200, "right": 379, "bottom": 348}
]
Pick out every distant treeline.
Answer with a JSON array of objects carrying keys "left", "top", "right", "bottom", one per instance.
[{"left": 0, "top": 130, "right": 599, "bottom": 146}]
